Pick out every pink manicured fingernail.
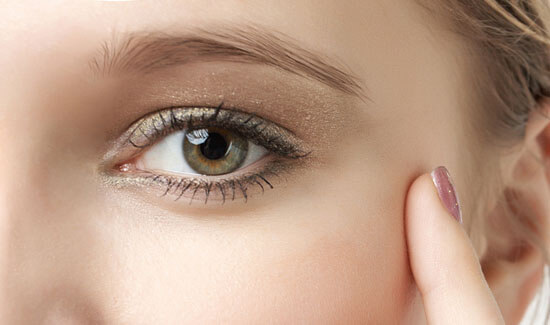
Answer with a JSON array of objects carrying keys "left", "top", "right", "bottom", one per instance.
[{"left": 430, "top": 166, "right": 463, "bottom": 224}]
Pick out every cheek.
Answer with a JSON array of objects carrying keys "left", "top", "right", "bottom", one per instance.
[
  {"left": 22, "top": 127, "right": 426, "bottom": 323},
  {"left": 244, "top": 228, "right": 415, "bottom": 323},
  {"left": 88, "top": 167, "right": 420, "bottom": 324},
  {"left": 219, "top": 163, "right": 421, "bottom": 323}
]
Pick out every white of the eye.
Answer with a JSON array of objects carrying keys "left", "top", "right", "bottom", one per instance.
[{"left": 137, "top": 130, "right": 268, "bottom": 175}]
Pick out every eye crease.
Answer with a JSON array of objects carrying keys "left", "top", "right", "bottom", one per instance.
[{"left": 111, "top": 102, "right": 312, "bottom": 204}]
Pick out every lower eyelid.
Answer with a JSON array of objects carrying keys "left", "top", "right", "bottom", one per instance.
[
  {"left": 136, "top": 151, "right": 276, "bottom": 181},
  {"left": 105, "top": 105, "right": 313, "bottom": 205},
  {"left": 110, "top": 157, "right": 292, "bottom": 205}
]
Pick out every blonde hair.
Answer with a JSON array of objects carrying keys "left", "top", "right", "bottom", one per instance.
[{"left": 417, "top": 0, "right": 550, "bottom": 323}]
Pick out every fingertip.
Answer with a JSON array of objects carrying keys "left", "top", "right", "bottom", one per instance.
[
  {"left": 405, "top": 168, "right": 504, "bottom": 324},
  {"left": 405, "top": 171, "right": 460, "bottom": 284}
]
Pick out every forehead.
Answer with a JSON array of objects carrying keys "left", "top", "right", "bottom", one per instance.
[
  {"left": 1, "top": 0, "right": 472, "bottom": 133},
  {"left": 1, "top": 1, "right": 446, "bottom": 86}
]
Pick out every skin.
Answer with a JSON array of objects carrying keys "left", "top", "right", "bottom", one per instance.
[{"left": 1, "top": 0, "right": 550, "bottom": 324}]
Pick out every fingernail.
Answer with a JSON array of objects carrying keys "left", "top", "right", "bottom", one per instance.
[{"left": 430, "top": 166, "right": 463, "bottom": 224}]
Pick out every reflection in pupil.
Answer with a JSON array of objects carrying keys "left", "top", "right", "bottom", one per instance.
[{"left": 200, "top": 133, "right": 228, "bottom": 160}]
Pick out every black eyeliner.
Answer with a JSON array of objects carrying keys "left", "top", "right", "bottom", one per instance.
[
  {"left": 126, "top": 103, "right": 310, "bottom": 159},
  {"left": 109, "top": 103, "right": 312, "bottom": 204}
]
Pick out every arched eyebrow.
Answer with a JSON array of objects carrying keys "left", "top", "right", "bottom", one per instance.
[{"left": 88, "top": 24, "right": 368, "bottom": 101}]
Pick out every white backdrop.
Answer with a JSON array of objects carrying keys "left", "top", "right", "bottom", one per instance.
[{"left": 520, "top": 266, "right": 550, "bottom": 324}]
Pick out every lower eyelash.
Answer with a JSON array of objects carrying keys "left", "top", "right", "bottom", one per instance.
[
  {"left": 109, "top": 156, "right": 291, "bottom": 205},
  {"left": 142, "top": 169, "right": 278, "bottom": 205}
]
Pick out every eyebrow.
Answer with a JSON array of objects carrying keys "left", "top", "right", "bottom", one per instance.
[{"left": 88, "top": 24, "right": 368, "bottom": 100}]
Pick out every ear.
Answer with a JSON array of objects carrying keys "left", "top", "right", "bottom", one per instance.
[{"left": 480, "top": 98, "right": 550, "bottom": 325}]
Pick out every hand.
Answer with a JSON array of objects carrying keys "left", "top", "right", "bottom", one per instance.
[{"left": 405, "top": 167, "right": 505, "bottom": 324}]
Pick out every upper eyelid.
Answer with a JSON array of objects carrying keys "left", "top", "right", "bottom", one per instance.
[
  {"left": 126, "top": 103, "right": 267, "bottom": 142},
  {"left": 124, "top": 104, "right": 311, "bottom": 159},
  {"left": 101, "top": 104, "right": 315, "bottom": 205}
]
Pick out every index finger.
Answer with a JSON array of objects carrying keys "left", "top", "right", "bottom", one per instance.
[{"left": 405, "top": 167, "right": 504, "bottom": 324}]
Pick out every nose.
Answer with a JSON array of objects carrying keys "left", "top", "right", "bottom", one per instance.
[
  {"left": 0, "top": 186, "right": 9, "bottom": 320},
  {"left": 0, "top": 89, "right": 105, "bottom": 325}
]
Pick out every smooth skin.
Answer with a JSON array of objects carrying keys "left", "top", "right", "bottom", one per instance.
[{"left": 2, "top": 0, "right": 550, "bottom": 324}]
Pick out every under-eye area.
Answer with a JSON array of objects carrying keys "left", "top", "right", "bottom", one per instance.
[{"left": 104, "top": 103, "right": 313, "bottom": 204}]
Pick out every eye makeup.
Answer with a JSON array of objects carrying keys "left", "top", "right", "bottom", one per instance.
[
  {"left": 126, "top": 103, "right": 310, "bottom": 159},
  {"left": 103, "top": 62, "right": 366, "bottom": 151},
  {"left": 104, "top": 102, "right": 312, "bottom": 205},
  {"left": 98, "top": 61, "right": 367, "bottom": 208}
]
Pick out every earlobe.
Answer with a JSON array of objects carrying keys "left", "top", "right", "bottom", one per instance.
[{"left": 483, "top": 244, "right": 544, "bottom": 325}]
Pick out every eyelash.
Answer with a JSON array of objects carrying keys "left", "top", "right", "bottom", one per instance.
[
  {"left": 113, "top": 102, "right": 311, "bottom": 204},
  {"left": 137, "top": 162, "right": 281, "bottom": 205}
]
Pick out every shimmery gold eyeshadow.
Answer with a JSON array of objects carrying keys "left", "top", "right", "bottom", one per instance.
[
  {"left": 126, "top": 105, "right": 310, "bottom": 159},
  {"left": 105, "top": 104, "right": 313, "bottom": 204},
  {"left": 100, "top": 61, "right": 366, "bottom": 205},
  {"left": 107, "top": 62, "right": 367, "bottom": 155}
]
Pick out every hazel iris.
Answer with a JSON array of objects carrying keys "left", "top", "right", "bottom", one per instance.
[{"left": 183, "top": 127, "right": 248, "bottom": 175}]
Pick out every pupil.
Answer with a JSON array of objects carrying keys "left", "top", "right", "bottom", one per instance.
[{"left": 200, "top": 132, "right": 228, "bottom": 160}]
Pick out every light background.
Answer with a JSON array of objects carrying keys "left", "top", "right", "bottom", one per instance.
[{"left": 520, "top": 266, "right": 550, "bottom": 324}]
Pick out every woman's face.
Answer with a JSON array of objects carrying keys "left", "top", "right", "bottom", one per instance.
[{"left": 1, "top": 0, "right": 479, "bottom": 323}]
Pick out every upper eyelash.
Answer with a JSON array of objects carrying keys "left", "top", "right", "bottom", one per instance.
[
  {"left": 126, "top": 102, "right": 312, "bottom": 159},
  {"left": 108, "top": 102, "right": 312, "bottom": 204}
]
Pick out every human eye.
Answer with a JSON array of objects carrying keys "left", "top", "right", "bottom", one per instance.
[{"left": 104, "top": 103, "right": 312, "bottom": 205}]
